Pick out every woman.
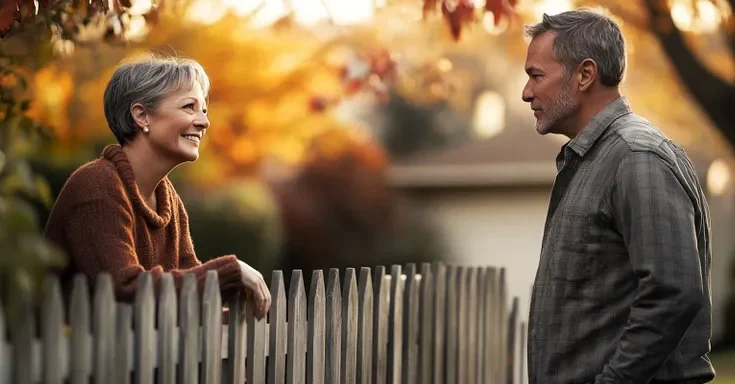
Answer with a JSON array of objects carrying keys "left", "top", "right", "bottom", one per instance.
[{"left": 44, "top": 54, "right": 271, "bottom": 319}]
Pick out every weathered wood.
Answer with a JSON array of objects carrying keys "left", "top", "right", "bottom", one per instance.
[
  {"left": 325, "top": 269, "right": 342, "bottom": 384},
  {"left": 356, "top": 267, "right": 373, "bottom": 384},
  {"left": 498, "top": 269, "right": 508, "bottom": 384},
  {"left": 475, "top": 268, "right": 486, "bottom": 384},
  {"left": 96, "top": 274, "right": 118, "bottom": 384},
  {"left": 371, "top": 266, "right": 389, "bottom": 384},
  {"left": 69, "top": 275, "right": 91, "bottom": 384},
  {"left": 247, "top": 277, "right": 268, "bottom": 384},
  {"left": 444, "top": 265, "right": 457, "bottom": 384},
  {"left": 178, "top": 273, "right": 200, "bottom": 384},
  {"left": 157, "top": 274, "right": 177, "bottom": 384},
  {"left": 455, "top": 267, "right": 468, "bottom": 383},
  {"left": 402, "top": 264, "right": 419, "bottom": 384},
  {"left": 387, "top": 265, "right": 403, "bottom": 384},
  {"left": 507, "top": 297, "right": 519, "bottom": 384},
  {"left": 287, "top": 271, "right": 308, "bottom": 384},
  {"left": 418, "top": 263, "right": 433, "bottom": 384},
  {"left": 432, "top": 263, "right": 446, "bottom": 384},
  {"left": 201, "top": 271, "right": 223, "bottom": 384},
  {"left": 268, "top": 271, "right": 287, "bottom": 384},
  {"left": 224, "top": 290, "right": 247, "bottom": 384},
  {"left": 341, "top": 268, "right": 359, "bottom": 384},
  {"left": 484, "top": 268, "right": 498, "bottom": 384},
  {"left": 114, "top": 303, "right": 132, "bottom": 384},
  {"left": 466, "top": 268, "right": 477, "bottom": 384},
  {"left": 41, "top": 276, "right": 64, "bottom": 384},
  {"left": 519, "top": 321, "right": 527, "bottom": 384},
  {"left": 10, "top": 287, "right": 34, "bottom": 384},
  {"left": 307, "top": 270, "right": 326, "bottom": 384}
]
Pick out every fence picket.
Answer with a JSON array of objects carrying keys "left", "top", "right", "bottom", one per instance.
[
  {"left": 444, "top": 265, "right": 457, "bottom": 384},
  {"left": 431, "top": 263, "right": 446, "bottom": 384},
  {"left": 341, "top": 268, "right": 359, "bottom": 384},
  {"left": 418, "top": 263, "right": 433, "bottom": 384},
  {"left": 307, "top": 271, "right": 326, "bottom": 384},
  {"left": 356, "top": 267, "right": 373, "bottom": 384},
  {"left": 498, "top": 269, "right": 509, "bottom": 384},
  {"left": 224, "top": 290, "right": 247, "bottom": 384},
  {"left": 114, "top": 303, "right": 132, "bottom": 384},
  {"left": 371, "top": 266, "right": 389, "bottom": 384},
  {"left": 287, "top": 270, "right": 308, "bottom": 384},
  {"left": 402, "top": 264, "right": 419, "bottom": 384},
  {"left": 485, "top": 267, "right": 498, "bottom": 384},
  {"left": 69, "top": 275, "right": 91, "bottom": 384},
  {"left": 268, "top": 271, "right": 287, "bottom": 384},
  {"left": 466, "top": 268, "right": 477, "bottom": 384},
  {"left": 325, "top": 269, "right": 342, "bottom": 384},
  {"left": 157, "top": 274, "right": 177, "bottom": 384},
  {"left": 96, "top": 274, "right": 118, "bottom": 384},
  {"left": 475, "top": 268, "right": 486, "bottom": 384},
  {"left": 388, "top": 265, "right": 403, "bottom": 384},
  {"left": 201, "top": 271, "right": 222, "bottom": 384},
  {"left": 179, "top": 274, "right": 200, "bottom": 384},
  {"left": 41, "top": 276, "right": 64, "bottom": 384}
]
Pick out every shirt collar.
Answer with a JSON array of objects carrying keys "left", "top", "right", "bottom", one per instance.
[{"left": 565, "top": 96, "right": 633, "bottom": 158}]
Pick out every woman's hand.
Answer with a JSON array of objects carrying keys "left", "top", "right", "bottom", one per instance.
[{"left": 238, "top": 261, "right": 271, "bottom": 320}]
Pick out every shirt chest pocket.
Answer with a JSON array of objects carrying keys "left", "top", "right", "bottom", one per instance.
[{"left": 547, "top": 211, "right": 596, "bottom": 282}]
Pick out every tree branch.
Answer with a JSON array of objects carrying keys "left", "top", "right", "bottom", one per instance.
[{"left": 642, "top": 0, "right": 735, "bottom": 145}]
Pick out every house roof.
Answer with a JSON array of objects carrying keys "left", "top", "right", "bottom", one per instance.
[{"left": 388, "top": 126, "right": 563, "bottom": 189}]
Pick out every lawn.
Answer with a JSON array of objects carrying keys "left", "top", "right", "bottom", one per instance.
[{"left": 712, "top": 349, "right": 735, "bottom": 383}]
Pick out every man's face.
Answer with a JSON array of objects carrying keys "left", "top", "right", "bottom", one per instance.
[{"left": 522, "top": 31, "right": 580, "bottom": 136}]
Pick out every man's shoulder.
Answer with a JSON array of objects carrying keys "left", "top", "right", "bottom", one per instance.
[{"left": 609, "top": 113, "right": 670, "bottom": 153}]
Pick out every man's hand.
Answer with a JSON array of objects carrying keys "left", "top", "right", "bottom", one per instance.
[{"left": 238, "top": 261, "right": 271, "bottom": 320}]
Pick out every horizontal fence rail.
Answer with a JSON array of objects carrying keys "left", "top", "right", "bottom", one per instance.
[{"left": 0, "top": 263, "right": 526, "bottom": 384}]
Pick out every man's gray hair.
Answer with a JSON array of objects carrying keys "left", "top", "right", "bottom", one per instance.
[
  {"left": 103, "top": 54, "right": 211, "bottom": 145},
  {"left": 524, "top": 7, "right": 626, "bottom": 87}
]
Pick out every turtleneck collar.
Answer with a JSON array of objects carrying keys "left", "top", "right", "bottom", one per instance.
[{"left": 102, "top": 144, "right": 173, "bottom": 229}]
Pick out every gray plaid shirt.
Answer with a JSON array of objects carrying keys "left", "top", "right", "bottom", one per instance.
[{"left": 528, "top": 97, "right": 715, "bottom": 384}]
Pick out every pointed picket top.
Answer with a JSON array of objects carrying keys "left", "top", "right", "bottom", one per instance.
[
  {"left": 157, "top": 273, "right": 177, "bottom": 384},
  {"left": 268, "top": 270, "right": 287, "bottom": 384},
  {"left": 418, "top": 262, "right": 434, "bottom": 384},
  {"left": 402, "top": 263, "right": 419, "bottom": 384},
  {"left": 341, "top": 268, "right": 358, "bottom": 384},
  {"left": 201, "top": 270, "right": 222, "bottom": 384},
  {"left": 41, "top": 276, "right": 64, "bottom": 384},
  {"left": 388, "top": 264, "right": 403, "bottom": 384},
  {"left": 371, "top": 265, "right": 389, "bottom": 384},
  {"left": 69, "top": 275, "right": 91, "bottom": 384},
  {"left": 325, "top": 268, "right": 342, "bottom": 384},
  {"left": 307, "top": 270, "right": 326, "bottom": 384},
  {"left": 94, "top": 273, "right": 117, "bottom": 384},
  {"left": 178, "top": 273, "right": 201, "bottom": 384},
  {"left": 356, "top": 267, "right": 373, "bottom": 384},
  {"left": 287, "top": 270, "right": 307, "bottom": 384}
]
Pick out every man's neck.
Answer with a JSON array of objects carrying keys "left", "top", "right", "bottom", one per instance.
[
  {"left": 565, "top": 88, "right": 622, "bottom": 139},
  {"left": 121, "top": 142, "right": 175, "bottom": 201}
]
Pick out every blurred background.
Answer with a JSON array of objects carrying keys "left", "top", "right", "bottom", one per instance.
[{"left": 1, "top": 0, "right": 735, "bottom": 380}]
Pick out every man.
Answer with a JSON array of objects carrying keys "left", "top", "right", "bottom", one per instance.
[{"left": 523, "top": 8, "right": 715, "bottom": 384}]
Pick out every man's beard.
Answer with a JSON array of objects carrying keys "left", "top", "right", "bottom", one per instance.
[{"left": 535, "top": 81, "right": 579, "bottom": 135}]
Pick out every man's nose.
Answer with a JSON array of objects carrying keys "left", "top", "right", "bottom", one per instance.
[{"left": 522, "top": 82, "right": 534, "bottom": 103}]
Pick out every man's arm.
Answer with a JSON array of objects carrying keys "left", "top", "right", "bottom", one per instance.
[{"left": 595, "top": 150, "right": 704, "bottom": 383}]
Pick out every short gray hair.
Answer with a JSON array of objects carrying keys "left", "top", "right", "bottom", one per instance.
[
  {"left": 103, "top": 54, "right": 211, "bottom": 145},
  {"left": 524, "top": 7, "right": 626, "bottom": 87}
]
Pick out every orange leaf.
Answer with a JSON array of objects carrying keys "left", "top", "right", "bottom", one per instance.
[
  {"left": 423, "top": 0, "right": 439, "bottom": 18},
  {"left": 442, "top": 0, "right": 475, "bottom": 40},
  {"left": 0, "top": 0, "right": 19, "bottom": 37},
  {"left": 18, "top": 0, "right": 34, "bottom": 22},
  {"left": 484, "top": 0, "right": 515, "bottom": 25}
]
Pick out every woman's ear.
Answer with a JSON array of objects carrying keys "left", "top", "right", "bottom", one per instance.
[{"left": 130, "top": 103, "right": 149, "bottom": 130}]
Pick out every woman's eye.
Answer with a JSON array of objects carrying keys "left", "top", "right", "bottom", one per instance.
[{"left": 184, "top": 103, "right": 195, "bottom": 110}]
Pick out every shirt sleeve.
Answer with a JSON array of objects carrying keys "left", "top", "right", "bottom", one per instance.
[
  {"left": 595, "top": 150, "right": 704, "bottom": 383},
  {"left": 64, "top": 192, "right": 243, "bottom": 302}
]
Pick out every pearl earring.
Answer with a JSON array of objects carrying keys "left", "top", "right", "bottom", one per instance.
[{"left": 142, "top": 126, "right": 150, "bottom": 133}]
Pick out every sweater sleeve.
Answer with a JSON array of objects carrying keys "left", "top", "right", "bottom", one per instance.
[{"left": 64, "top": 194, "right": 243, "bottom": 302}]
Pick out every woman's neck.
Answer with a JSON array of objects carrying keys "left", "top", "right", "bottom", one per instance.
[{"left": 121, "top": 141, "right": 174, "bottom": 204}]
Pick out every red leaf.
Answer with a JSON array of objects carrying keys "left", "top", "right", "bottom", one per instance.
[
  {"left": 442, "top": 0, "right": 475, "bottom": 40},
  {"left": 485, "top": 0, "right": 515, "bottom": 25},
  {"left": 423, "top": 0, "right": 439, "bottom": 19},
  {"left": 0, "top": 0, "right": 20, "bottom": 37}
]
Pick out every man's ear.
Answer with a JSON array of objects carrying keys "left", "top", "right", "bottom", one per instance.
[
  {"left": 130, "top": 103, "right": 149, "bottom": 129},
  {"left": 577, "top": 58, "right": 597, "bottom": 92}
]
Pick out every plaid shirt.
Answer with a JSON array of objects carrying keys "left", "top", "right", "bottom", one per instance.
[{"left": 528, "top": 97, "right": 715, "bottom": 384}]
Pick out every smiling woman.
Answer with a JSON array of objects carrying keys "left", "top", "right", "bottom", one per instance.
[{"left": 43, "top": 54, "right": 273, "bottom": 319}]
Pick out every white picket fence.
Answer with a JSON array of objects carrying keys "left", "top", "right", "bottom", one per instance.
[{"left": 0, "top": 262, "right": 526, "bottom": 383}]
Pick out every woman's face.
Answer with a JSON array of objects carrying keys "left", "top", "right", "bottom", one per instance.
[{"left": 141, "top": 82, "right": 210, "bottom": 164}]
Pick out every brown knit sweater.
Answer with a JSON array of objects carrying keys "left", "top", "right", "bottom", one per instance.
[{"left": 44, "top": 145, "right": 243, "bottom": 301}]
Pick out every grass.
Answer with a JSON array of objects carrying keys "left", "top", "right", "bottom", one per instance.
[{"left": 712, "top": 349, "right": 735, "bottom": 383}]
